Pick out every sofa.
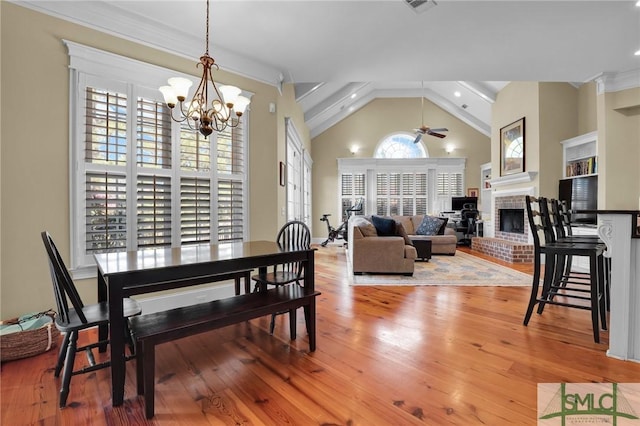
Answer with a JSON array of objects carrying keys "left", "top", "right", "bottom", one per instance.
[
  {"left": 348, "top": 214, "right": 458, "bottom": 275},
  {"left": 391, "top": 215, "right": 458, "bottom": 255},
  {"left": 348, "top": 216, "right": 417, "bottom": 275}
]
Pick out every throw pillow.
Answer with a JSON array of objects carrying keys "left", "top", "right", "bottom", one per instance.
[
  {"left": 395, "top": 222, "right": 414, "bottom": 246},
  {"left": 437, "top": 217, "right": 449, "bottom": 235},
  {"left": 416, "top": 215, "right": 444, "bottom": 236},
  {"left": 352, "top": 217, "right": 377, "bottom": 237},
  {"left": 371, "top": 215, "right": 396, "bottom": 236}
]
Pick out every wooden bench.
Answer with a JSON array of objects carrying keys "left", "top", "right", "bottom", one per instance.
[{"left": 128, "top": 284, "right": 320, "bottom": 419}]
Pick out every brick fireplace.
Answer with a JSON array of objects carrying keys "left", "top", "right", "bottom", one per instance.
[
  {"left": 472, "top": 188, "right": 534, "bottom": 263},
  {"left": 494, "top": 194, "right": 530, "bottom": 244}
]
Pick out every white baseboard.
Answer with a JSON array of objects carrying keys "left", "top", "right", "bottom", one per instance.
[{"left": 134, "top": 281, "right": 237, "bottom": 314}]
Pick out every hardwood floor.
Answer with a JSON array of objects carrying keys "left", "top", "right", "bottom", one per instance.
[{"left": 2, "top": 246, "right": 638, "bottom": 425}]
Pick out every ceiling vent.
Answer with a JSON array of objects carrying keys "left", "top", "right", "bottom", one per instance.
[{"left": 404, "top": 0, "right": 438, "bottom": 14}]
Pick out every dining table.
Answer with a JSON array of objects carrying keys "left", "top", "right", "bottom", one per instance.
[
  {"left": 94, "top": 240, "right": 316, "bottom": 406},
  {"left": 573, "top": 210, "right": 640, "bottom": 362}
]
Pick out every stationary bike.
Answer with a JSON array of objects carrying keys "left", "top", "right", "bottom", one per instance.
[{"left": 320, "top": 198, "right": 364, "bottom": 247}]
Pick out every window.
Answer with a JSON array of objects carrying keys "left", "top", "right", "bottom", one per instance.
[
  {"left": 375, "top": 172, "right": 428, "bottom": 215},
  {"left": 338, "top": 157, "right": 465, "bottom": 218},
  {"left": 374, "top": 133, "right": 427, "bottom": 159},
  {"left": 67, "top": 42, "right": 249, "bottom": 277},
  {"left": 340, "top": 173, "right": 365, "bottom": 219},
  {"left": 436, "top": 171, "right": 464, "bottom": 212}
]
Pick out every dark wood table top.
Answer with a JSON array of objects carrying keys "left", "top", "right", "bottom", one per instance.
[{"left": 95, "top": 240, "right": 303, "bottom": 276}]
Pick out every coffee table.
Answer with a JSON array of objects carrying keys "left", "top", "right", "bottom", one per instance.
[{"left": 410, "top": 239, "right": 432, "bottom": 261}]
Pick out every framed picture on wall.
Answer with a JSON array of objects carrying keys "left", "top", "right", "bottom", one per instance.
[
  {"left": 500, "top": 117, "right": 525, "bottom": 176},
  {"left": 467, "top": 188, "right": 479, "bottom": 198},
  {"left": 279, "top": 162, "right": 286, "bottom": 187}
]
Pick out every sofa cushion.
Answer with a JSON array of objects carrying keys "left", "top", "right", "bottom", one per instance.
[
  {"left": 393, "top": 216, "right": 414, "bottom": 235},
  {"left": 437, "top": 217, "right": 449, "bottom": 235},
  {"left": 371, "top": 215, "right": 396, "bottom": 236},
  {"left": 415, "top": 215, "right": 444, "bottom": 236},
  {"left": 395, "top": 222, "right": 413, "bottom": 246},
  {"left": 352, "top": 217, "right": 377, "bottom": 236}
]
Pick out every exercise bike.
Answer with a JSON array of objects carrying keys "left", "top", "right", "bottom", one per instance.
[{"left": 319, "top": 198, "right": 364, "bottom": 247}]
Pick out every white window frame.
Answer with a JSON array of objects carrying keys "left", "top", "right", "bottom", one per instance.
[{"left": 66, "top": 41, "right": 251, "bottom": 278}]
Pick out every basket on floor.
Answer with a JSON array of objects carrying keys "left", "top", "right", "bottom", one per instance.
[{"left": 0, "top": 310, "right": 60, "bottom": 362}]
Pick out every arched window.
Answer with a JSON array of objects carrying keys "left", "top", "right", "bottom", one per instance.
[{"left": 374, "top": 133, "right": 428, "bottom": 159}]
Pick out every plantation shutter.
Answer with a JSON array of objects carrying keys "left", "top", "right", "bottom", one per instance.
[
  {"left": 217, "top": 179, "right": 244, "bottom": 241},
  {"left": 135, "top": 97, "right": 172, "bottom": 247},
  {"left": 377, "top": 172, "right": 427, "bottom": 216},
  {"left": 180, "top": 126, "right": 211, "bottom": 244},
  {"left": 216, "top": 126, "right": 245, "bottom": 241},
  {"left": 340, "top": 173, "right": 365, "bottom": 218},
  {"left": 180, "top": 177, "right": 211, "bottom": 243},
  {"left": 85, "top": 87, "right": 128, "bottom": 165},
  {"left": 437, "top": 171, "right": 464, "bottom": 211},
  {"left": 83, "top": 86, "right": 129, "bottom": 256},
  {"left": 136, "top": 175, "right": 172, "bottom": 247},
  {"left": 415, "top": 173, "right": 428, "bottom": 215},
  {"left": 85, "top": 172, "right": 127, "bottom": 253}
]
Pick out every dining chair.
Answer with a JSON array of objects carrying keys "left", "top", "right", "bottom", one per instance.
[
  {"left": 41, "top": 231, "right": 142, "bottom": 407},
  {"left": 251, "top": 220, "right": 311, "bottom": 336},
  {"left": 522, "top": 197, "right": 607, "bottom": 343}
]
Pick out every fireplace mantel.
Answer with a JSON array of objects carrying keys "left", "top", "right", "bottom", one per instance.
[{"left": 489, "top": 171, "right": 538, "bottom": 188}]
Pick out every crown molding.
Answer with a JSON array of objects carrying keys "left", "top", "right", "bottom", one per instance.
[
  {"left": 10, "top": 0, "right": 284, "bottom": 88},
  {"left": 591, "top": 69, "right": 640, "bottom": 95}
]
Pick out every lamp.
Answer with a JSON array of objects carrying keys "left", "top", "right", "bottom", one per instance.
[{"left": 159, "top": 0, "right": 249, "bottom": 137}]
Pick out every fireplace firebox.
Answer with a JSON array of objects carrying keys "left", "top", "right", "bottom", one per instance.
[{"left": 499, "top": 208, "right": 525, "bottom": 234}]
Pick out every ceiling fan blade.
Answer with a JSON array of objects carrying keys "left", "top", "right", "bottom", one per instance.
[
  {"left": 427, "top": 132, "right": 447, "bottom": 139},
  {"left": 413, "top": 133, "right": 423, "bottom": 143},
  {"left": 429, "top": 128, "right": 448, "bottom": 132}
]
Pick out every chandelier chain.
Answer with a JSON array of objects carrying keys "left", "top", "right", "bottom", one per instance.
[{"left": 205, "top": 0, "right": 209, "bottom": 55}]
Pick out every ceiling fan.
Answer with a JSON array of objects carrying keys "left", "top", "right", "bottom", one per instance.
[{"left": 413, "top": 82, "right": 448, "bottom": 143}]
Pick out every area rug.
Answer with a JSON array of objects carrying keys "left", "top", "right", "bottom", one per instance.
[{"left": 350, "top": 251, "right": 533, "bottom": 286}]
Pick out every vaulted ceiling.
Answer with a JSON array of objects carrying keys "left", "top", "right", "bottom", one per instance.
[{"left": 14, "top": 0, "right": 640, "bottom": 138}]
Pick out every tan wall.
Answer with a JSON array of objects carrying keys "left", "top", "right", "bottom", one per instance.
[
  {"left": 491, "top": 82, "right": 541, "bottom": 193},
  {"left": 538, "top": 82, "right": 579, "bottom": 197},
  {"left": 0, "top": 3, "right": 300, "bottom": 318},
  {"left": 578, "top": 82, "right": 598, "bottom": 134},
  {"left": 311, "top": 97, "right": 490, "bottom": 238},
  {"left": 597, "top": 87, "right": 640, "bottom": 209},
  {"left": 274, "top": 84, "right": 312, "bottom": 229}
]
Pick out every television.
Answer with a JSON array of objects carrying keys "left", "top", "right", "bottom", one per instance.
[
  {"left": 558, "top": 175, "right": 598, "bottom": 225},
  {"left": 451, "top": 196, "right": 478, "bottom": 211}
]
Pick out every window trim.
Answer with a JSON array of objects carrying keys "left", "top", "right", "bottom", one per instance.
[
  {"left": 373, "top": 132, "right": 429, "bottom": 159},
  {"left": 66, "top": 41, "right": 252, "bottom": 279}
]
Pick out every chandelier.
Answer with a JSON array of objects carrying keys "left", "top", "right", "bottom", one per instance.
[{"left": 159, "top": 0, "right": 250, "bottom": 137}]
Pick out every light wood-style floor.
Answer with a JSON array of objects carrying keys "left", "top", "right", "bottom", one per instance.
[{"left": 2, "top": 246, "right": 639, "bottom": 425}]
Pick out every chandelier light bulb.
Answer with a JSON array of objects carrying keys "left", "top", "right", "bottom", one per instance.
[
  {"left": 233, "top": 96, "right": 250, "bottom": 115},
  {"left": 219, "top": 85, "right": 241, "bottom": 106},
  {"left": 167, "top": 77, "right": 193, "bottom": 101},
  {"left": 159, "top": 86, "right": 178, "bottom": 107}
]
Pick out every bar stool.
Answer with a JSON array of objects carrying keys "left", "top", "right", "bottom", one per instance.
[
  {"left": 523, "top": 196, "right": 607, "bottom": 343},
  {"left": 549, "top": 199, "right": 610, "bottom": 309}
]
